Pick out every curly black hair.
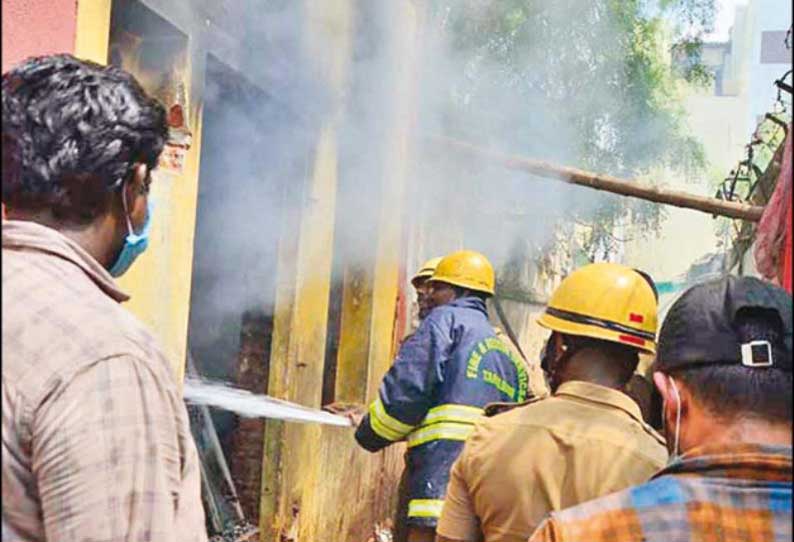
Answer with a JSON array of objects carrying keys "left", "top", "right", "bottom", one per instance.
[{"left": 2, "top": 54, "right": 167, "bottom": 223}]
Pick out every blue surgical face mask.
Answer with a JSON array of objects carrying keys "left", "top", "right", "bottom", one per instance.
[{"left": 108, "top": 189, "right": 153, "bottom": 278}]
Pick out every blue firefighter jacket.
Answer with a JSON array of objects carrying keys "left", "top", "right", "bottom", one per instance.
[{"left": 355, "top": 296, "right": 529, "bottom": 526}]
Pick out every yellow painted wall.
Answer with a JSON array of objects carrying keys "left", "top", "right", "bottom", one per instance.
[
  {"left": 261, "top": 3, "right": 419, "bottom": 540},
  {"left": 74, "top": 0, "right": 112, "bottom": 64},
  {"left": 261, "top": 2, "right": 358, "bottom": 538},
  {"left": 335, "top": 266, "right": 374, "bottom": 403},
  {"left": 333, "top": 2, "right": 422, "bottom": 402},
  {"left": 366, "top": 3, "right": 421, "bottom": 397}
]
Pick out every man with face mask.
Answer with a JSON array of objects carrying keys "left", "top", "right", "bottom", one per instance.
[
  {"left": 2, "top": 55, "right": 206, "bottom": 541},
  {"left": 437, "top": 263, "right": 667, "bottom": 542},
  {"left": 529, "top": 275, "right": 792, "bottom": 542}
]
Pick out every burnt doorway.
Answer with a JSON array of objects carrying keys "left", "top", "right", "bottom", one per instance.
[{"left": 186, "top": 54, "right": 294, "bottom": 525}]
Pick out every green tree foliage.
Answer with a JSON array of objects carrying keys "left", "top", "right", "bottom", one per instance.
[{"left": 425, "top": 0, "right": 715, "bottom": 263}]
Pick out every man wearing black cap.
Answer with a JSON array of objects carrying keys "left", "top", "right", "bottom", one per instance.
[{"left": 529, "top": 275, "right": 792, "bottom": 542}]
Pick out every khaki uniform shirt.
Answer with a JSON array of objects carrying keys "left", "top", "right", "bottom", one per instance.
[
  {"left": 436, "top": 381, "right": 668, "bottom": 542},
  {"left": 493, "top": 327, "right": 550, "bottom": 399},
  {"left": 2, "top": 220, "right": 207, "bottom": 542}
]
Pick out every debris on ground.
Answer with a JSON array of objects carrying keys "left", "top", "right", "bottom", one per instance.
[
  {"left": 366, "top": 520, "right": 394, "bottom": 542},
  {"left": 208, "top": 521, "right": 259, "bottom": 542}
]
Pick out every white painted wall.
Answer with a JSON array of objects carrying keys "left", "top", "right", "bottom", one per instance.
[{"left": 745, "top": 0, "right": 792, "bottom": 136}]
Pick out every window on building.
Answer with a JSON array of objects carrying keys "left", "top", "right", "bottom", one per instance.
[
  {"left": 714, "top": 67, "right": 724, "bottom": 96},
  {"left": 760, "top": 31, "right": 790, "bottom": 64}
]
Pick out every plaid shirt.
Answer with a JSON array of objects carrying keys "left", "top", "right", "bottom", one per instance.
[
  {"left": 529, "top": 443, "right": 792, "bottom": 542},
  {"left": 2, "top": 220, "right": 207, "bottom": 542}
]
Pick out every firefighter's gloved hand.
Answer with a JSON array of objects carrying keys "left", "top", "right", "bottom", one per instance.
[{"left": 323, "top": 402, "right": 367, "bottom": 426}]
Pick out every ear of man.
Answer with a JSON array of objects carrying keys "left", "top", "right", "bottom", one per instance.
[
  {"left": 652, "top": 371, "right": 671, "bottom": 402},
  {"left": 122, "top": 163, "right": 150, "bottom": 229},
  {"left": 653, "top": 371, "right": 696, "bottom": 428}
]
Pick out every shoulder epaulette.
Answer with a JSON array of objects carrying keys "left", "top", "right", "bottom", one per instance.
[{"left": 484, "top": 395, "right": 545, "bottom": 417}]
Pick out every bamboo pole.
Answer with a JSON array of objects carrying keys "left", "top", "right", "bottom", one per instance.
[{"left": 432, "top": 136, "right": 766, "bottom": 222}]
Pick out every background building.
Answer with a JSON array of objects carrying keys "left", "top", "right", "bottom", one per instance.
[{"left": 624, "top": 0, "right": 791, "bottom": 300}]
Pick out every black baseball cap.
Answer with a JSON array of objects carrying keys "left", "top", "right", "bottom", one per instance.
[{"left": 657, "top": 275, "right": 792, "bottom": 372}]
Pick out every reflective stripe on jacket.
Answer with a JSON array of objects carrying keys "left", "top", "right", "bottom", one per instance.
[{"left": 355, "top": 296, "right": 529, "bottom": 527}]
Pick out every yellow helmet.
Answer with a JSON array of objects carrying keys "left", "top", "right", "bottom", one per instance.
[
  {"left": 411, "top": 257, "right": 443, "bottom": 287},
  {"left": 537, "top": 262, "right": 658, "bottom": 354},
  {"left": 430, "top": 250, "right": 495, "bottom": 295}
]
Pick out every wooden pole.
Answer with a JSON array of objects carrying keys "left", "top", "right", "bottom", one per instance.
[{"left": 432, "top": 136, "right": 766, "bottom": 222}]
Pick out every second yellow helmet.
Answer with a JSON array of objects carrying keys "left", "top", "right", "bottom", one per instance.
[
  {"left": 411, "top": 257, "right": 443, "bottom": 287},
  {"left": 430, "top": 250, "right": 495, "bottom": 295}
]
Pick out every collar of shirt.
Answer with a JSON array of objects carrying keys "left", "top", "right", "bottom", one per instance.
[
  {"left": 554, "top": 380, "right": 644, "bottom": 424},
  {"left": 2, "top": 219, "right": 130, "bottom": 303},
  {"left": 654, "top": 443, "right": 792, "bottom": 483},
  {"left": 447, "top": 296, "right": 487, "bottom": 314}
]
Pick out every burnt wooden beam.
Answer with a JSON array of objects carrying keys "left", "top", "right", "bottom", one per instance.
[{"left": 432, "top": 136, "right": 766, "bottom": 222}]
